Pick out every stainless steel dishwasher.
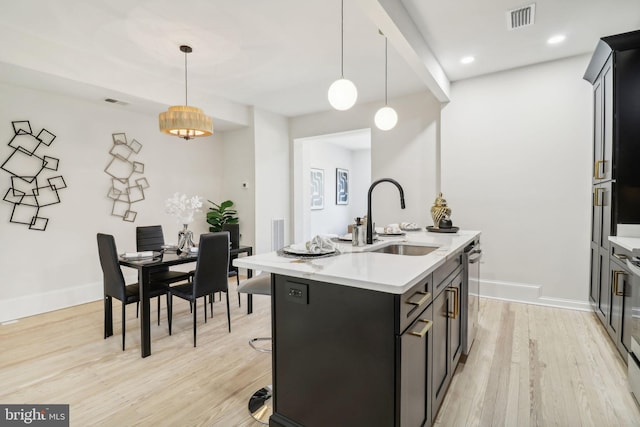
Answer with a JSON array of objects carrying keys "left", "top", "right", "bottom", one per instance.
[
  {"left": 626, "top": 257, "right": 640, "bottom": 404},
  {"left": 462, "top": 239, "right": 481, "bottom": 355}
]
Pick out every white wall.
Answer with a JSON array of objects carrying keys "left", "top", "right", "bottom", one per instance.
[
  {"left": 350, "top": 148, "right": 372, "bottom": 220},
  {"left": 222, "top": 108, "right": 290, "bottom": 255},
  {"left": 290, "top": 91, "right": 441, "bottom": 237},
  {"left": 305, "top": 142, "right": 366, "bottom": 237},
  {"left": 441, "top": 54, "right": 593, "bottom": 309},
  {"left": 0, "top": 83, "right": 224, "bottom": 322},
  {"left": 222, "top": 124, "right": 255, "bottom": 250},
  {"left": 254, "top": 108, "right": 290, "bottom": 253}
]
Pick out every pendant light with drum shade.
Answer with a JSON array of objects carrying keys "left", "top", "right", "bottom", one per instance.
[
  {"left": 159, "top": 45, "right": 213, "bottom": 140},
  {"left": 328, "top": 0, "right": 358, "bottom": 111},
  {"left": 374, "top": 33, "right": 397, "bottom": 131}
]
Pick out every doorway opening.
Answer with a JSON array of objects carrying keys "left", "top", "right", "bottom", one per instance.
[{"left": 293, "top": 128, "right": 371, "bottom": 242}]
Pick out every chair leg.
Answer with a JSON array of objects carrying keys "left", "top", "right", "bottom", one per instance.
[
  {"left": 122, "top": 303, "right": 126, "bottom": 351},
  {"left": 209, "top": 294, "right": 213, "bottom": 315},
  {"left": 226, "top": 291, "right": 231, "bottom": 333},
  {"left": 136, "top": 301, "right": 139, "bottom": 318},
  {"left": 203, "top": 296, "right": 207, "bottom": 323},
  {"left": 236, "top": 274, "right": 241, "bottom": 307},
  {"left": 167, "top": 293, "right": 173, "bottom": 335},
  {"left": 104, "top": 295, "right": 113, "bottom": 339},
  {"left": 193, "top": 299, "right": 197, "bottom": 347},
  {"left": 157, "top": 296, "right": 161, "bottom": 326}
]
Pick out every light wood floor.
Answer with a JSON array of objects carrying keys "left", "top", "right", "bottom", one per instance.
[
  {"left": 1, "top": 285, "right": 639, "bottom": 426},
  {"left": 436, "top": 299, "right": 640, "bottom": 427}
]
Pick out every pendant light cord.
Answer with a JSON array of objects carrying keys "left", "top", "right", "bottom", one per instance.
[
  {"left": 340, "top": 0, "right": 344, "bottom": 78},
  {"left": 384, "top": 36, "right": 388, "bottom": 105},
  {"left": 184, "top": 49, "right": 189, "bottom": 106}
]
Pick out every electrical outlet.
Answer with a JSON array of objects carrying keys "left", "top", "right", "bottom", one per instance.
[{"left": 286, "top": 283, "right": 308, "bottom": 304}]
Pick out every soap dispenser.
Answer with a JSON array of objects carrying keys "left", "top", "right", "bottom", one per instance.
[{"left": 352, "top": 217, "right": 365, "bottom": 246}]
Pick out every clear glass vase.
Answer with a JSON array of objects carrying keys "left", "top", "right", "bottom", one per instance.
[{"left": 177, "top": 224, "right": 195, "bottom": 253}]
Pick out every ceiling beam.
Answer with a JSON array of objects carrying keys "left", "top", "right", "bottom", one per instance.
[{"left": 356, "top": 0, "right": 450, "bottom": 103}]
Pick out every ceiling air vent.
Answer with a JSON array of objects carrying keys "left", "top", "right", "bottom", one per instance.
[
  {"left": 104, "top": 98, "right": 129, "bottom": 106},
  {"left": 507, "top": 3, "right": 535, "bottom": 30}
]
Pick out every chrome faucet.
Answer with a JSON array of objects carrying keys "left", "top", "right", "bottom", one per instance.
[{"left": 366, "top": 178, "right": 406, "bottom": 244}]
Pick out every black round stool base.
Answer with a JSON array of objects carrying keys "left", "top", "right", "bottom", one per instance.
[{"left": 248, "top": 385, "right": 272, "bottom": 424}]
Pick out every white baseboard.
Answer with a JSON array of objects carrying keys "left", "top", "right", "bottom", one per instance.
[
  {"left": 0, "top": 275, "right": 593, "bottom": 324},
  {"left": 0, "top": 282, "right": 103, "bottom": 323},
  {"left": 480, "top": 279, "right": 591, "bottom": 312}
]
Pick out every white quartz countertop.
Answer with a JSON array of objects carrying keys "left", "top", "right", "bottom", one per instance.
[
  {"left": 234, "top": 229, "right": 481, "bottom": 294},
  {"left": 609, "top": 236, "right": 640, "bottom": 255}
]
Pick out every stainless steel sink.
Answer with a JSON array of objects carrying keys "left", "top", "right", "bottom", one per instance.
[{"left": 368, "top": 243, "right": 439, "bottom": 256}]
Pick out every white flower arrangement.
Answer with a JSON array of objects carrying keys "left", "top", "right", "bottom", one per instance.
[{"left": 164, "top": 192, "right": 203, "bottom": 225}]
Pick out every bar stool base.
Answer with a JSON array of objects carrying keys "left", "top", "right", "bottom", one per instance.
[{"left": 248, "top": 385, "right": 272, "bottom": 424}]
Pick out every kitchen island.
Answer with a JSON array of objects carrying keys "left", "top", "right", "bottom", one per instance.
[{"left": 234, "top": 229, "right": 481, "bottom": 427}]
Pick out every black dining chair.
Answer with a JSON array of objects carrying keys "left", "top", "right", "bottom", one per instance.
[
  {"left": 223, "top": 223, "right": 241, "bottom": 306},
  {"left": 136, "top": 225, "right": 194, "bottom": 285},
  {"left": 97, "top": 233, "right": 167, "bottom": 351},
  {"left": 225, "top": 266, "right": 240, "bottom": 307},
  {"left": 136, "top": 225, "right": 193, "bottom": 323},
  {"left": 210, "top": 264, "right": 240, "bottom": 307},
  {"left": 167, "top": 232, "right": 231, "bottom": 347}
]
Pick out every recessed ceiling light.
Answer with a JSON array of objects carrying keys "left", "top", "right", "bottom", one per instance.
[
  {"left": 547, "top": 34, "right": 566, "bottom": 45},
  {"left": 460, "top": 56, "right": 475, "bottom": 65}
]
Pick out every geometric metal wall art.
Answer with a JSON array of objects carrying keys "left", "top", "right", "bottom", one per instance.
[
  {"left": 0, "top": 120, "right": 67, "bottom": 231},
  {"left": 104, "top": 132, "right": 148, "bottom": 222}
]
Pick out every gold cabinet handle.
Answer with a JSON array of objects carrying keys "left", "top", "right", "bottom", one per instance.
[
  {"left": 613, "top": 271, "right": 625, "bottom": 296},
  {"left": 446, "top": 287, "right": 459, "bottom": 319},
  {"left": 407, "top": 291, "right": 431, "bottom": 307},
  {"left": 593, "top": 187, "right": 604, "bottom": 207},
  {"left": 613, "top": 253, "right": 628, "bottom": 261},
  {"left": 454, "top": 287, "right": 459, "bottom": 319},
  {"left": 594, "top": 160, "right": 606, "bottom": 179},
  {"left": 409, "top": 319, "right": 433, "bottom": 338}
]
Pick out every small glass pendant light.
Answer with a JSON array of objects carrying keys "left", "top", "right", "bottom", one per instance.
[
  {"left": 374, "top": 34, "right": 397, "bottom": 131},
  {"left": 328, "top": 0, "right": 358, "bottom": 111}
]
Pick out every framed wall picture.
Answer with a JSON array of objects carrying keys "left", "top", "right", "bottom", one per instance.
[
  {"left": 310, "top": 168, "right": 324, "bottom": 210},
  {"left": 336, "top": 168, "right": 349, "bottom": 205}
]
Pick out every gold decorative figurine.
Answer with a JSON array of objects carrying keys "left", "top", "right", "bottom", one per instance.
[{"left": 430, "top": 192, "right": 451, "bottom": 229}]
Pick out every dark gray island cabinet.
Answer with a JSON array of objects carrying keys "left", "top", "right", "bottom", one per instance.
[{"left": 269, "top": 253, "right": 465, "bottom": 427}]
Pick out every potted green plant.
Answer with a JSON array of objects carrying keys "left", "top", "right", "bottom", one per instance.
[{"left": 206, "top": 200, "right": 239, "bottom": 232}]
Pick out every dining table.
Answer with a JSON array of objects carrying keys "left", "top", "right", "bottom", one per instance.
[{"left": 117, "top": 245, "right": 253, "bottom": 358}]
